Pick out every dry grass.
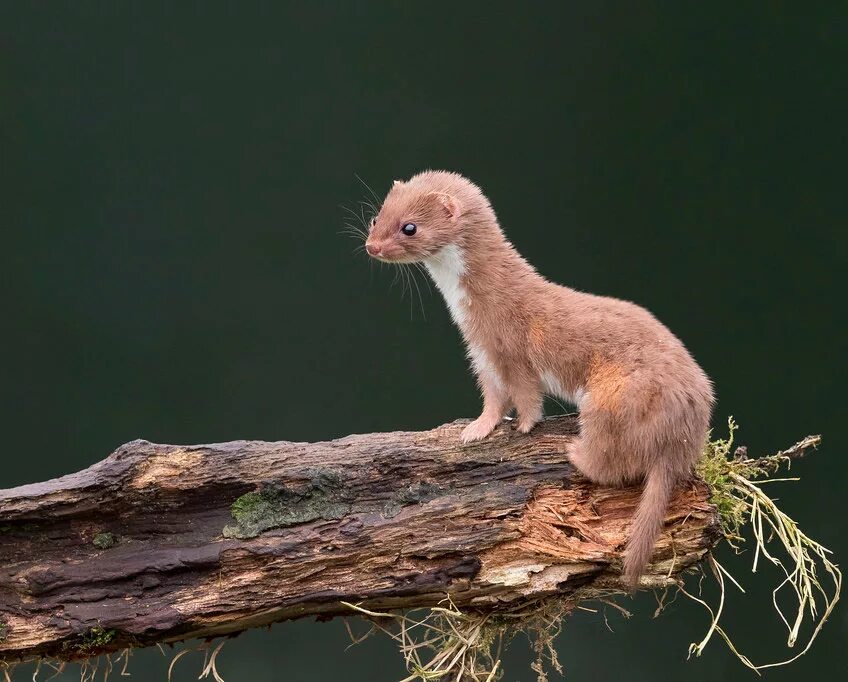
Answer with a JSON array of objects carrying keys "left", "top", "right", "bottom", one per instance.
[
  {"left": 342, "top": 596, "right": 584, "bottom": 682},
  {"left": 0, "top": 639, "right": 230, "bottom": 682},
  {"left": 687, "top": 418, "right": 841, "bottom": 672}
]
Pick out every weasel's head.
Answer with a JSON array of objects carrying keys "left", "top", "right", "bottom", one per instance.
[{"left": 365, "top": 171, "right": 467, "bottom": 264}]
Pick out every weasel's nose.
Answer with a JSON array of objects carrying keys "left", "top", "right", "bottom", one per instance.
[{"left": 365, "top": 242, "right": 381, "bottom": 256}]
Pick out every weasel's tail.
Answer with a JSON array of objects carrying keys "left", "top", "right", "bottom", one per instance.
[{"left": 622, "top": 467, "right": 675, "bottom": 587}]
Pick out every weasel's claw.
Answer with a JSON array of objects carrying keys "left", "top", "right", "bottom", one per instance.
[{"left": 461, "top": 419, "right": 497, "bottom": 444}]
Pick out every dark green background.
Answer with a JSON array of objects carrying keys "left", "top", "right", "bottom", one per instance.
[{"left": 2, "top": 3, "right": 845, "bottom": 680}]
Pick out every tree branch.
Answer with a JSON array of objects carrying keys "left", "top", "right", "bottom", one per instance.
[{"left": 0, "top": 416, "right": 719, "bottom": 662}]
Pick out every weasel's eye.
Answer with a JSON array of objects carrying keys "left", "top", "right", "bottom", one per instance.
[
  {"left": 370, "top": 218, "right": 377, "bottom": 230},
  {"left": 401, "top": 222, "right": 417, "bottom": 236}
]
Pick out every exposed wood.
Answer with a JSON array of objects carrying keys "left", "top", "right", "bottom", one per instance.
[{"left": 0, "top": 416, "right": 719, "bottom": 662}]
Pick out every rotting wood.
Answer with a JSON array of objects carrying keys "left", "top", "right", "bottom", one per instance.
[{"left": 0, "top": 416, "right": 720, "bottom": 662}]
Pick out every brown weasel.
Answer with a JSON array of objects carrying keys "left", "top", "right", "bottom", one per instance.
[{"left": 363, "top": 170, "right": 714, "bottom": 586}]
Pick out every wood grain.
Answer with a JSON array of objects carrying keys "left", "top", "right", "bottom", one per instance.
[{"left": 0, "top": 416, "right": 719, "bottom": 662}]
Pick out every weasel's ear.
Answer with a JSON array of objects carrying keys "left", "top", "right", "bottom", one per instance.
[
  {"left": 430, "top": 192, "right": 462, "bottom": 222},
  {"left": 392, "top": 179, "right": 404, "bottom": 187}
]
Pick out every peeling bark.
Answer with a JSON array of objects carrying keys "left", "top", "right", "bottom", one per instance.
[{"left": 0, "top": 416, "right": 719, "bottom": 662}]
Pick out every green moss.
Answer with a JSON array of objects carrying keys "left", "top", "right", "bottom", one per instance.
[
  {"left": 697, "top": 417, "right": 797, "bottom": 540},
  {"left": 224, "top": 469, "right": 352, "bottom": 539},
  {"left": 62, "top": 626, "right": 117, "bottom": 656},
  {"left": 0, "top": 620, "right": 7, "bottom": 642},
  {"left": 696, "top": 417, "right": 746, "bottom": 537},
  {"left": 92, "top": 532, "right": 120, "bottom": 549},
  {"left": 230, "top": 491, "right": 265, "bottom": 519}
]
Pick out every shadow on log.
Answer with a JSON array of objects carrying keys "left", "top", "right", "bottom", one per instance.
[{"left": 0, "top": 416, "right": 719, "bottom": 662}]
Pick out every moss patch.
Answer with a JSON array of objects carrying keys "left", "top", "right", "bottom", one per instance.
[
  {"left": 696, "top": 418, "right": 747, "bottom": 537},
  {"left": 62, "top": 626, "right": 117, "bottom": 657},
  {"left": 0, "top": 619, "right": 7, "bottom": 642},
  {"left": 224, "top": 469, "right": 352, "bottom": 539},
  {"left": 92, "top": 532, "right": 120, "bottom": 549},
  {"left": 696, "top": 417, "right": 805, "bottom": 541}
]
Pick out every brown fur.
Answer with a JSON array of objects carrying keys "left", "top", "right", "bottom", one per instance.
[
  {"left": 364, "top": 170, "right": 714, "bottom": 586},
  {"left": 587, "top": 355, "right": 629, "bottom": 412}
]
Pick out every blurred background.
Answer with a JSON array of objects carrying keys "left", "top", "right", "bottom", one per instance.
[{"left": 1, "top": 2, "right": 845, "bottom": 680}]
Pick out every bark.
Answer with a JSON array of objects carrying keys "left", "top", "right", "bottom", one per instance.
[{"left": 0, "top": 416, "right": 719, "bottom": 662}]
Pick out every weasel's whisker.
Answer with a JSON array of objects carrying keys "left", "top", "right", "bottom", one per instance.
[
  {"left": 412, "top": 261, "right": 433, "bottom": 295},
  {"left": 408, "top": 263, "right": 427, "bottom": 320},
  {"left": 354, "top": 172, "right": 382, "bottom": 206},
  {"left": 340, "top": 204, "right": 369, "bottom": 229},
  {"left": 408, "top": 267, "right": 416, "bottom": 319},
  {"left": 339, "top": 224, "right": 368, "bottom": 240},
  {"left": 547, "top": 395, "right": 572, "bottom": 416},
  {"left": 398, "top": 266, "right": 412, "bottom": 315},
  {"left": 358, "top": 203, "right": 373, "bottom": 233},
  {"left": 406, "top": 267, "right": 416, "bottom": 317},
  {"left": 346, "top": 220, "right": 367, "bottom": 233},
  {"left": 358, "top": 199, "right": 378, "bottom": 215},
  {"left": 389, "top": 265, "right": 402, "bottom": 291}
]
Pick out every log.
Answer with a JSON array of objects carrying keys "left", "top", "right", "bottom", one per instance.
[{"left": 0, "top": 416, "right": 719, "bottom": 663}]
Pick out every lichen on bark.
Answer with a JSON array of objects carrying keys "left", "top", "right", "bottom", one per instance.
[{"left": 223, "top": 469, "right": 352, "bottom": 539}]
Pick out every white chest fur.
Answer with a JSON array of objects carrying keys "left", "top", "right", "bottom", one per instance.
[
  {"left": 425, "top": 245, "right": 503, "bottom": 390},
  {"left": 424, "top": 244, "right": 468, "bottom": 328}
]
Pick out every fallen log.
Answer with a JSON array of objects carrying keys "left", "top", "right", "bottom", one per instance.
[{"left": 0, "top": 416, "right": 719, "bottom": 663}]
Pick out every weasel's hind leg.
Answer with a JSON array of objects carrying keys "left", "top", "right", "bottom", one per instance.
[
  {"left": 566, "top": 405, "right": 637, "bottom": 486},
  {"left": 571, "top": 389, "right": 705, "bottom": 585}
]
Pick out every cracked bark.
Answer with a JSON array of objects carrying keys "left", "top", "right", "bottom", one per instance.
[{"left": 0, "top": 416, "right": 719, "bottom": 662}]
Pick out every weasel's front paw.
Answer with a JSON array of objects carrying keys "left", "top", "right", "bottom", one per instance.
[
  {"left": 461, "top": 418, "right": 497, "bottom": 444},
  {"left": 516, "top": 418, "right": 539, "bottom": 435}
]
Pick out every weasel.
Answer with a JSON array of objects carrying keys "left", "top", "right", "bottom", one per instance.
[{"left": 363, "top": 170, "right": 714, "bottom": 586}]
